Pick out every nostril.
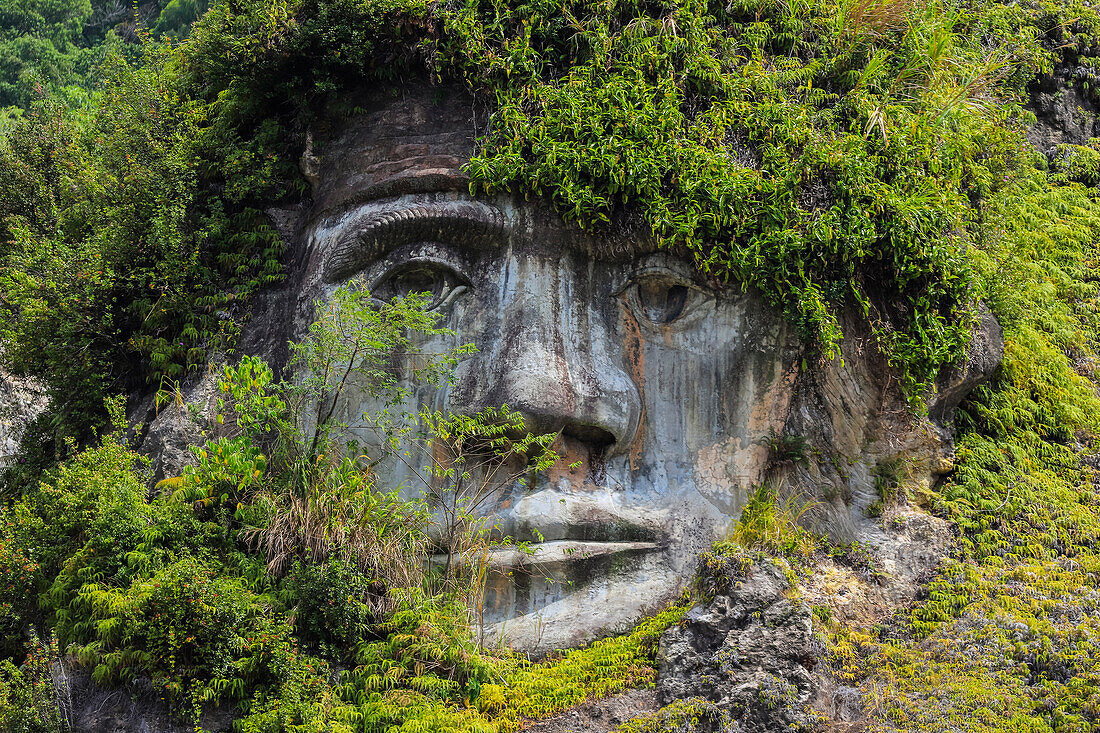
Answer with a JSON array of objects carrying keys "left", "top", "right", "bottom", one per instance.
[{"left": 562, "top": 423, "right": 616, "bottom": 450}]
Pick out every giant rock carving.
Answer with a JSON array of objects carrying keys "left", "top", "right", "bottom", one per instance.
[{"left": 141, "top": 83, "right": 1003, "bottom": 655}]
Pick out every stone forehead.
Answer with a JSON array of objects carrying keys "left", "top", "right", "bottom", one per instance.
[
  {"left": 310, "top": 83, "right": 660, "bottom": 261},
  {"left": 312, "top": 84, "right": 477, "bottom": 216}
]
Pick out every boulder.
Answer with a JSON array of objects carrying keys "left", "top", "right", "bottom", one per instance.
[{"left": 657, "top": 558, "right": 820, "bottom": 732}]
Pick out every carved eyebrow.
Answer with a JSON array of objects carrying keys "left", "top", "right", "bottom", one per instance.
[{"left": 321, "top": 199, "right": 509, "bottom": 284}]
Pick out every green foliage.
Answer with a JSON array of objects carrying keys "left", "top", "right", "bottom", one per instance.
[
  {"left": 13, "top": 0, "right": 1100, "bottom": 729},
  {"left": 285, "top": 282, "right": 470, "bottom": 460},
  {"left": 964, "top": 0, "right": 1100, "bottom": 97},
  {"left": 0, "top": 42, "right": 285, "bottom": 449},
  {"left": 283, "top": 557, "right": 378, "bottom": 665},
  {"left": 1050, "top": 143, "right": 1100, "bottom": 187},
  {"left": 70, "top": 559, "right": 294, "bottom": 700},
  {"left": 0, "top": 503, "right": 43, "bottom": 658},
  {"left": 725, "top": 484, "right": 820, "bottom": 563},
  {"left": 454, "top": 0, "right": 1000, "bottom": 393},
  {"left": 761, "top": 431, "right": 811, "bottom": 468},
  {"left": 0, "top": 0, "right": 91, "bottom": 108},
  {"left": 615, "top": 699, "right": 726, "bottom": 733},
  {"left": 484, "top": 604, "right": 687, "bottom": 724},
  {"left": 0, "top": 636, "right": 64, "bottom": 733},
  {"left": 0, "top": 285, "right": 606, "bottom": 729},
  {"left": 816, "top": 170, "right": 1100, "bottom": 731},
  {"left": 0, "top": 400, "right": 686, "bottom": 729},
  {"left": 0, "top": 0, "right": 1078, "bottom": 447},
  {"left": 153, "top": 0, "right": 209, "bottom": 38}
]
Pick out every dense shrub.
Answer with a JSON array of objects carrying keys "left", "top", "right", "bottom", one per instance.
[{"left": 0, "top": 636, "right": 65, "bottom": 733}]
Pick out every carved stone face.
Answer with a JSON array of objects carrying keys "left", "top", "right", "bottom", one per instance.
[{"left": 298, "top": 86, "right": 801, "bottom": 652}]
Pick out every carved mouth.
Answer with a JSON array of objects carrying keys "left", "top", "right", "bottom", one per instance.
[
  {"left": 483, "top": 540, "right": 661, "bottom": 569},
  {"left": 511, "top": 508, "right": 665, "bottom": 544},
  {"left": 506, "top": 490, "right": 666, "bottom": 546},
  {"left": 430, "top": 540, "right": 661, "bottom": 570}
]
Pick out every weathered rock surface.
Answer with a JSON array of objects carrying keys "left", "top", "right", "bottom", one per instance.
[
  {"left": 1027, "top": 67, "right": 1100, "bottom": 153},
  {"left": 0, "top": 367, "right": 46, "bottom": 466},
  {"left": 126, "top": 364, "right": 230, "bottom": 487},
  {"left": 928, "top": 304, "right": 1005, "bottom": 426},
  {"left": 523, "top": 688, "right": 660, "bottom": 733},
  {"left": 61, "top": 667, "right": 233, "bottom": 733},
  {"left": 803, "top": 509, "right": 951, "bottom": 626},
  {"left": 656, "top": 560, "right": 819, "bottom": 732}
]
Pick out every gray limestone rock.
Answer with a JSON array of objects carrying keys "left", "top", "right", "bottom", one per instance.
[
  {"left": 0, "top": 368, "right": 46, "bottom": 466},
  {"left": 656, "top": 560, "right": 820, "bottom": 732},
  {"left": 131, "top": 368, "right": 221, "bottom": 486},
  {"left": 928, "top": 304, "right": 1004, "bottom": 426},
  {"left": 62, "top": 666, "right": 233, "bottom": 733},
  {"left": 1027, "top": 67, "right": 1100, "bottom": 154}
]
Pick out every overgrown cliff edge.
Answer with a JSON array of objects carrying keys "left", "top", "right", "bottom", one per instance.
[{"left": 5, "top": 0, "right": 1100, "bottom": 731}]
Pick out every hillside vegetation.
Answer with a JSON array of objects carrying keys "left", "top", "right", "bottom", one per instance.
[{"left": 5, "top": 0, "right": 1100, "bottom": 730}]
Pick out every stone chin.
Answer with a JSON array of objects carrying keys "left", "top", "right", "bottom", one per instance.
[{"left": 229, "top": 82, "right": 1001, "bottom": 655}]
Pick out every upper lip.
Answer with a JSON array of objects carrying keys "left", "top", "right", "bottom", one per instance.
[
  {"left": 486, "top": 489, "right": 668, "bottom": 563},
  {"left": 504, "top": 510, "right": 665, "bottom": 545}
]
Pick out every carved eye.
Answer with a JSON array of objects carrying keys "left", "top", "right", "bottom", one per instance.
[
  {"left": 373, "top": 262, "right": 467, "bottom": 310},
  {"left": 627, "top": 274, "right": 703, "bottom": 325},
  {"left": 637, "top": 279, "right": 689, "bottom": 323}
]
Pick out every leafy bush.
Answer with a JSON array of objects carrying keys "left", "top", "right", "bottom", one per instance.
[
  {"left": 725, "top": 484, "right": 820, "bottom": 563},
  {"left": 284, "top": 558, "right": 378, "bottom": 665},
  {"left": 0, "top": 44, "right": 285, "bottom": 449},
  {"left": 0, "top": 636, "right": 64, "bottom": 733},
  {"left": 0, "top": 504, "right": 44, "bottom": 658}
]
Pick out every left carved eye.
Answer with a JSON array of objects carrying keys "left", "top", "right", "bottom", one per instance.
[
  {"left": 373, "top": 262, "right": 468, "bottom": 310},
  {"left": 626, "top": 274, "right": 704, "bottom": 325}
]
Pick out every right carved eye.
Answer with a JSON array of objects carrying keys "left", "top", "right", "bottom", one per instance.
[
  {"left": 372, "top": 261, "right": 468, "bottom": 310},
  {"left": 625, "top": 273, "right": 705, "bottom": 326},
  {"left": 637, "top": 279, "right": 689, "bottom": 324}
]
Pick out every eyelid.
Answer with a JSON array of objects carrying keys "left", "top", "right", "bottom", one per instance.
[
  {"left": 614, "top": 265, "right": 699, "bottom": 297},
  {"left": 617, "top": 263, "right": 714, "bottom": 327},
  {"left": 371, "top": 256, "right": 470, "bottom": 311},
  {"left": 320, "top": 199, "right": 507, "bottom": 284},
  {"left": 372, "top": 249, "right": 470, "bottom": 287}
]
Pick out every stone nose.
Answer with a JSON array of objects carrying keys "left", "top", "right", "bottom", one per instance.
[{"left": 448, "top": 255, "right": 641, "bottom": 453}]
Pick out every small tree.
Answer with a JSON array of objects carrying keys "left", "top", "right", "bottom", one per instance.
[{"left": 178, "top": 277, "right": 559, "bottom": 614}]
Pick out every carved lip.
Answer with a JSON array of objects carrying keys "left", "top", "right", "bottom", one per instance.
[
  {"left": 513, "top": 520, "right": 665, "bottom": 545},
  {"left": 483, "top": 540, "right": 661, "bottom": 569}
]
